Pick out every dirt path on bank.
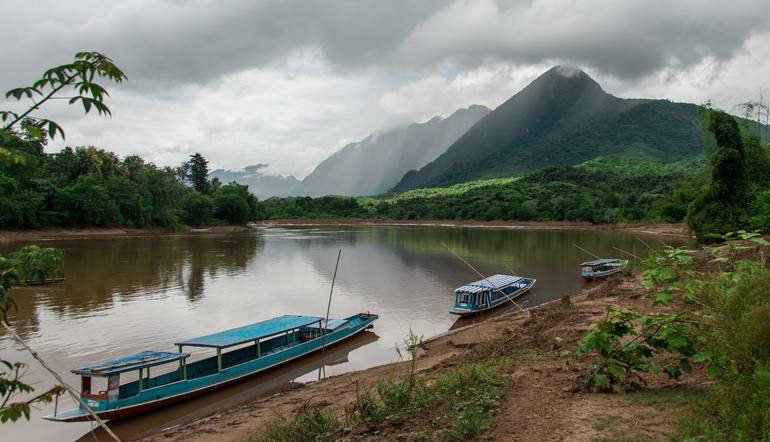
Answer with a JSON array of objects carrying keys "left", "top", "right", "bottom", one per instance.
[{"left": 139, "top": 275, "right": 705, "bottom": 442}]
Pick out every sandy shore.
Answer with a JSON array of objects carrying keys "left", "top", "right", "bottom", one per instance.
[{"left": 0, "top": 226, "right": 252, "bottom": 243}]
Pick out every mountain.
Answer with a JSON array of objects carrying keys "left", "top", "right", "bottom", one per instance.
[
  {"left": 392, "top": 65, "right": 706, "bottom": 192},
  {"left": 209, "top": 164, "right": 300, "bottom": 199},
  {"left": 293, "top": 105, "right": 490, "bottom": 197}
]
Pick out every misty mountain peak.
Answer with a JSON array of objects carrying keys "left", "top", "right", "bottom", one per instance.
[{"left": 552, "top": 65, "right": 586, "bottom": 78}]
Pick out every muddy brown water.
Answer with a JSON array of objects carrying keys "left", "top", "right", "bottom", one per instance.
[{"left": 0, "top": 226, "right": 686, "bottom": 441}]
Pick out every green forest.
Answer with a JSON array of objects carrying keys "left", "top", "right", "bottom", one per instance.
[
  {"left": 262, "top": 116, "right": 770, "bottom": 240},
  {"left": 0, "top": 137, "right": 261, "bottom": 228},
  {"left": 3, "top": 111, "right": 769, "bottom": 241}
]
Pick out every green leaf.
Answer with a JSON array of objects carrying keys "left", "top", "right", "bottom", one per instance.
[
  {"left": 593, "top": 373, "right": 609, "bottom": 388},
  {"left": 706, "top": 364, "right": 721, "bottom": 377},
  {"left": 652, "top": 291, "right": 673, "bottom": 306}
]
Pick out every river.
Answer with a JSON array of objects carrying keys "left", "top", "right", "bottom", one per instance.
[{"left": 0, "top": 226, "right": 684, "bottom": 441}]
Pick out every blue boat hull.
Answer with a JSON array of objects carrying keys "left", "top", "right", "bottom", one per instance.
[
  {"left": 581, "top": 260, "right": 629, "bottom": 279},
  {"left": 449, "top": 280, "right": 535, "bottom": 316},
  {"left": 45, "top": 313, "right": 377, "bottom": 422}
]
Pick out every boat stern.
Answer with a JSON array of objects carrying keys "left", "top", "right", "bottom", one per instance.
[
  {"left": 43, "top": 406, "right": 94, "bottom": 422},
  {"left": 449, "top": 304, "right": 477, "bottom": 316}
]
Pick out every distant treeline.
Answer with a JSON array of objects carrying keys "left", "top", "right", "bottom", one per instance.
[
  {"left": 3, "top": 111, "right": 768, "bottom": 238},
  {"left": 0, "top": 132, "right": 261, "bottom": 228},
  {"left": 262, "top": 161, "right": 703, "bottom": 224},
  {"left": 263, "top": 112, "right": 770, "bottom": 240}
]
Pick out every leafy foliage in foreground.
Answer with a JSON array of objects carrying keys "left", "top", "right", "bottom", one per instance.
[
  {"left": 577, "top": 307, "right": 698, "bottom": 391},
  {"left": 0, "top": 246, "right": 65, "bottom": 423},
  {"left": 578, "top": 235, "right": 770, "bottom": 440}
]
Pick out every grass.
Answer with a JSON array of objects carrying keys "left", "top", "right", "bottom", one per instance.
[
  {"left": 250, "top": 405, "right": 342, "bottom": 442},
  {"left": 251, "top": 357, "right": 511, "bottom": 442}
]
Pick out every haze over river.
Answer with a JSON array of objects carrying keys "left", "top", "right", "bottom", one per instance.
[{"left": 0, "top": 226, "right": 684, "bottom": 441}]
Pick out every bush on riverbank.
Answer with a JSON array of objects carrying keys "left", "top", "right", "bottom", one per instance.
[{"left": 576, "top": 236, "right": 770, "bottom": 440}]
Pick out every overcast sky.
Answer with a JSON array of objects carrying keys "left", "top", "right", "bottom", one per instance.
[{"left": 2, "top": 0, "right": 770, "bottom": 179}]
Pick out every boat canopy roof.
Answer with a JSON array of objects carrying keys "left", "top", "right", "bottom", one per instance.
[
  {"left": 175, "top": 315, "right": 324, "bottom": 349},
  {"left": 456, "top": 274, "right": 523, "bottom": 294},
  {"left": 581, "top": 258, "right": 622, "bottom": 266},
  {"left": 72, "top": 351, "right": 189, "bottom": 376}
]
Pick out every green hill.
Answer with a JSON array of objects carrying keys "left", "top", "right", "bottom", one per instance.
[{"left": 392, "top": 66, "right": 707, "bottom": 192}]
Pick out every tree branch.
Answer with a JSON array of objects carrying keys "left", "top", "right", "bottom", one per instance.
[{"left": 3, "top": 73, "right": 77, "bottom": 131}]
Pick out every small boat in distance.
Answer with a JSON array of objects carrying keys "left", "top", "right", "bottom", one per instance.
[
  {"left": 45, "top": 313, "right": 378, "bottom": 422},
  {"left": 580, "top": 258, "right": 629, "bottom": 279},
  {"left": 450, "top": 274, "right": 536, "bottom": 316}
]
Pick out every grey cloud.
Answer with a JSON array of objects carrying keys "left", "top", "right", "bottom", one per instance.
[
  {"left": 3, "top": 0, "right": 768, "bottom": 91},
  {"left": 1, "top": 0, "right": 450, "bottom": 89},
  {"left": 395, "top": 0, "right": 770, "bottom": 79}
]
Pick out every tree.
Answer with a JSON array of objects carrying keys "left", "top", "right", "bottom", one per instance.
[
  {"left": 687, "top": 110, "right": 749, "bottom": 238},
  {"left": 707, "top": 111, "right": 746, "bottom": 199},
  {"left": 180, "top": 192, "right": 215, "bottom": 226},
  {"left": 187, "top": 153, "right": 210, "bottom": 193},
  {"left": 213, "top": 182, "right": 258, "bottom": 224}
]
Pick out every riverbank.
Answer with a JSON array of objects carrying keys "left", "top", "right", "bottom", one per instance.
[
  {"left": 138, "top": 270, "right": 708, "bottom": 441},
  {"left": 253, "top": 219, "right": 690, "bottom": 238},
  {"left": 0, "top": 221, "right": 689, "bottom": 244},
  {"left": 0, "top": 226, "right": 252, "bottom": 243}
]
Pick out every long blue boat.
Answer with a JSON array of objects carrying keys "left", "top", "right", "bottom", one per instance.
[
  {"left": 45, "top": 312, "right": 378, "bottom": 422},
  {"left": 580, "top": 258, "right": 629, "bottom": 279},
  {"left": 449, "top": 274, "right": 536, "bottom": 316}
]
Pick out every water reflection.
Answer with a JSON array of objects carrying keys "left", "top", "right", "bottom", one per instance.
[
  {"left": 0, "top": 226, "right": 685, "bottom": 441},
  {"left": 3, "top": 233, "right": 263, "bottom": 339}
]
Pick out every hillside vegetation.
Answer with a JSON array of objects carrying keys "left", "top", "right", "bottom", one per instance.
[
  {"left": 393, "top": 66, "right": 708, "bottom": 191},
  {"left": 263, "top": 152, "right": 705, "bottom": 224}
]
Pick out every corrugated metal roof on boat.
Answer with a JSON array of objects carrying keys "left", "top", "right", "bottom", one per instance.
[
  {"left": 72, "top": 351, "right": 189, "bottom": 376},
  {"left": 175, "top": 315, "right": 324, "bottom": 349},
  {"left": 455, "top": 274, "right": 523, "bottom": 294}
]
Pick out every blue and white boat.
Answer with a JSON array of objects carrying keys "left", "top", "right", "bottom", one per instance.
[
  {"left": 449, "top": 274, "right": 536, "bottom": 316},
  {"left": 580, "top": 258, "right": 629, "bottom": 279},
  {"left": 45, "top": 313, "right": 378, "bottom": 422}
]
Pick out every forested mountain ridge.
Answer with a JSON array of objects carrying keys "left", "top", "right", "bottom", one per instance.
[
  {"left": 392, "top": 66, "right": 707, "bottom": 191},
  {"left": 293, "top": 104, "right": 490, "bottom": 197}
]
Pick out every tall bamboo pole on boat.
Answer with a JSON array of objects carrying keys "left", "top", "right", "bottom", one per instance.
[
  {"left": 1, "top": 322, "right": 121, "bottom": 442},
  {"left": 572, "top": 243, "right": 601, "bottom": 259},
  {"left": 440, "top": 242, "right": 529, "bottom": 316},
  {"left": 612, "top": 246, "right": 641, "bottom": 260},
  {"left": 637, "top": 237, "right": 654, "bottom": 252},
  {"left": 321, "top": 249, "right": 342, "bottom": 353}
]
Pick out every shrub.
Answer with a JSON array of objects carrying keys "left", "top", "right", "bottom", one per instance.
[
  {"left": 180, "top": 192, "right": 214, "bottom": 226},
  {"left": 253, "top": 405, "right": 342, "bottom": 442}
]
